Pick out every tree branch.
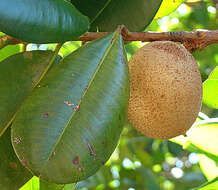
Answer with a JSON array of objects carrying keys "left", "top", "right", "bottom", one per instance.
[
  {"left": 0, "top": 35, "right": 25, "bottom": 50},
  {"left": 1, "top": 26, "right": 218, "bottom": 52},
  {"left": 78, "top": 27, "right": 218, "bottom": 52}
]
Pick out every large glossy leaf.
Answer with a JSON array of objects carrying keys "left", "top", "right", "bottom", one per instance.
[
  {"left": 0, "top": 127, "right": 32, "bottom": 190},
  {"left": 12, "top": 30, "right": 129, "bottom": 184},
  {"left": 72, "top": 0, "right": 162, "bottom": 31},
  {"left": 0, "top": 0, "right": 89, "bottom": 43},
  {"left": 0, "top": 51, "right": 57, "bottom": 136},
  {"left": 203, "top": 66, "right": 218, "bottom": 109},
  {"left": 154, "top": 0, "right": 185, "bottom": 19}
]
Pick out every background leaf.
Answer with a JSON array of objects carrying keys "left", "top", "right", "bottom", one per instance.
[
  {"left": 20, "top": 177, "right": 67, "bottom": 190},
  {"left": 0, "top": 32, "right": 21, "bottom": 62},
  {"left": 186, "top": 119, "right": 218, "bottom": 157},
  {"left": 0, "top": 51, "right": 57, "bottom": 136},
  {"left": 20, "top": 177, "right": 39, "bottom": 190},
  {"left": 0, "top": 45, "right": 21, "bottom": 62},
  {"left": 0, "top": 127, "right": 32, "bottom": 190},
  {"left": 208, "top": 66, "right": 218, "bottom": 79},
  {"left": 199, "top": 154, "right": 218, "bottom": 181},
  {"left": 72, "top": 0, "right": 162, "bottom": 31},
  {"left": 155, "top": 0, "right": 185, "bottom": 19},
  {"left": 0, "top": 0, "right": 89, "bottom": 43},
  {"left": 71, "top": 0, "right": 108, "bottom": 21},
  {"left": 171, "top": 119, "right": 218, "bottom": 161},
  {"left": 203, "top": 66, "right": 218, "bottom": 109},
  {"left": 12, "top": 30, "right": 129, "bottom": 184}
]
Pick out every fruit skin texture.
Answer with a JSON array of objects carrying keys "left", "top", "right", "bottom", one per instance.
[{"left": 128, "top": 41, "right": 202, "bottom": 139}]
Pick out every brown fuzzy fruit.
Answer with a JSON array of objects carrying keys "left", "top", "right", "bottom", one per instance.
[{"left": 128, "top": 41, "right": 202, "bottom": 139}]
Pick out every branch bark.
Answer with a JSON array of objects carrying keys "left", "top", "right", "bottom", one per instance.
[
  {"left": 78, "top": 27, "right": 218, "bottom": 52},
  {"left": 0, "top": 35, "right": 25, "bottom": 50},
  {"left": 1, "top": 26, "right": 218, "bottom": 52}
]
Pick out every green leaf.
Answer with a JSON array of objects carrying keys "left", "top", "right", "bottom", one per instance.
[
  {"left": 20, "top": 177, "right": 66, "bottom": 190},
  {"left": 72, "top": 0, "right": 162, "bottom": 31},
  {"left": 170, "top": 119, "right": 218, "bottom": 161},
  {"left": 0, "top": 44, "right": 21, "bottom": 62},
  {"left": 71, "top": 0, "right": 108, "bottom": 21},
  {"left": 170, "top": 135, "right": 189, "bottom": 146},
  {"left": 62, "top": 184, "right": 76, "bottom": 190},
  {"left": 190, "top": 177, "right": 218, "bottom": 190},
  {"left": 155, "top": 0, "right": 185, "bottom": 19},
  {"left": 203, "top": 67, "right": 218, "bottom": 109},
  {"left": 187, "top": 119, "right": 218, "bottom": 157},
  {"left": 12, "top": 30, "right": 129, "bottom": 184},
  {"left": 0, "top": 0, "right": 89, "bottom": 43},
  {"left": 0, "top": 32, "right": 22, "bottom": 62},
  {"left": 20, "top": 177, "right": 39, "bottom": 190},
  {"left": 0, "top": 127, "right": 32, "bottom": 190},
  {"left": 183, "top": 141, "right": 218, "bottom": 162},
  {"left": 209, "top": 66, "right": 218, "bottom": 79},
  {"left": 40, "top": 179, "right": 64, "bottom": 190},
  {"left": 199, "top": 154, "right": 218, "bottom": 181},
  {"left": 0, "top": 51, "right": 58, "bottom": 136}
]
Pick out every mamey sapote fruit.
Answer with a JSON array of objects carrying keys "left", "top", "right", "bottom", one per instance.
[{"left": 128, "top": 41, "right": 202, "bottom": 139}]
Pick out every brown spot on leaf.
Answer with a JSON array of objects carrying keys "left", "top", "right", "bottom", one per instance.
[
  {"left": 20, "top": 157, "right": 27, "bottom": 167},
  {"left": 4, "top": 178, "right": 9, "bottom": 182},
  {"left": 85, "top": 139, "right": 104, "bottom": 164},
  {"left": 85, "top": 139, "right": 97, "bottom": 157},
  {"left": 64, "top": 101, "right": 74, "bottom": 106},
  {"left": 73, "top": 104, "right": 80, "bottom": 112},
  {"left": 72, "top": 156, "right": 84, "bottom": 172},
  {"left": 9, "top": 162, "right": 17, "bottom": 169},
  {"left": 13, "top": 137, "right": 21, "bottom": 144},
  {"left": 73, "top": 156, "right": 79, "bottom": 165},
  {"left": 43, "top": 113, "right": 49, "bottom": 118}
]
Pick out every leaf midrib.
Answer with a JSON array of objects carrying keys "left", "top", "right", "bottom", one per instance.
[{"left": 90, "top": 0, "right": 112, "bottom": 24}]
